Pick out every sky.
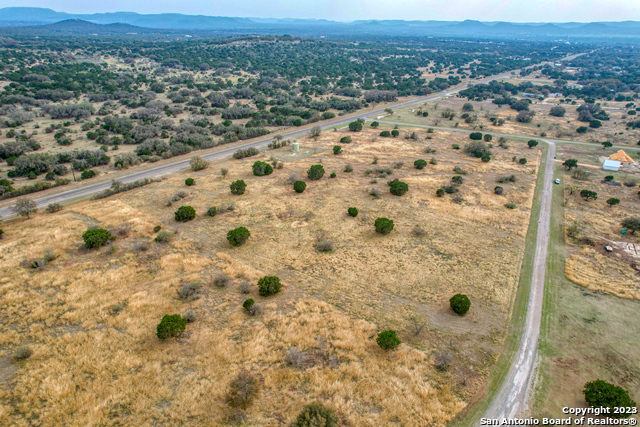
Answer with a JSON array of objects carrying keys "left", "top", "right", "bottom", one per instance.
[{"left": 4, "top": 0, "right": 640, "bottom": 22}]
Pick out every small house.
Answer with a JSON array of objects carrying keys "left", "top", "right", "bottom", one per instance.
[
  {"left": 609, "top": 150, "right": 635, "bottom": 167},
  {"left": 603, "top": 159, "right": 621, "bottom": 171}
]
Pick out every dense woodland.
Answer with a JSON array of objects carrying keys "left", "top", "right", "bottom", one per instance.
[{"left": 0, "top": 35, "right": 638, "bottom": 198}]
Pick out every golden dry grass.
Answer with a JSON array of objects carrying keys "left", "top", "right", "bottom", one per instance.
[{"left": 0, "top": 128, "right": 540, "bottom": 425}]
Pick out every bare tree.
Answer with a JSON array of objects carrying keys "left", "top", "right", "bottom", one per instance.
[
  {"left": 309, "top": 126, "right": 322, "bottom": 139},
  {"left": 13, "top": 198, "right": 38, "bottom": 219},
  {"left": 434, "top": 349, "right": 454, "bottom": 371}
]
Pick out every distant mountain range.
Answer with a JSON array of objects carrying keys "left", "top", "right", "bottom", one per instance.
[{"left": 1, "top": 7, "right": 640, "bottom": 39}]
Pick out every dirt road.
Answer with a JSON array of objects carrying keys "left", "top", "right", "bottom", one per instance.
[{"left": 481, "top": 139, "right": 556, "bottom": 421}]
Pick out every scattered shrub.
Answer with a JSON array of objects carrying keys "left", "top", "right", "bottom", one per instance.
[
  {"left": 177, "top": 282, "right": 202, "bottom": 300},
  {"left": 174, "top": 205, "right": 196, "bottom": 222},
  {"left": 374, "top": 217, "right": 394, "bottom": 235},
  {"left": 307, "top": 164, "right": 325, "bottom": 180},
  {"left": 13, "top": 346, "right": 32, "bottom": 361},
  {"left": 348, "top": 121, "right": 363, "bottom": 132},
  {"left": 82, "top": 228, "right": 114, "bottom": 249},
  {"left": 464, "top": 140, "right": 491, "bottom": 158},
  {"left": 185, "top": 178, "right": 195, "bottom": 186},
  {"left": 451, "top": 175, "right": 464, "bottom": 185},
  {"left": 252, "top": 161, "right": 273, "bottom": 176},
  {"left": 45, "top": 202, "right": 62, "bottom": 213},
  {"left": 233, "top": 147, "right": 259, "bottom": 159},
  {"left": 258, "top": 276, "right": 282, "bottom": 296},
  {"left": 206, "top": 206, "right": 218, "bottom": 217},
  {"left": 243, "top": 298, "right": 255, "bottom": 311},
  {"left": 377, "top": 330, "right": 400, "bottom": 350},
  {"left": 389, "top": 181, "right": 408, "bottom": 196},
  {"left": 183, "top": 310, "right": 197, "bottom": 323},
  {"left": 239, "top": 282, "right": 251, "bottom": 294},
  {"left": 156, "top": 314, "right": 187, "bottom": 339},
  {"left": 330, "top": 172, "right": 336, "bottom": 178},
  {"left": 519, "top": 158, "right": 528, "bottom": 165},
  {"left": 348, "top": 207, "right": 358, "bottom": 217},
  {"left": 294, "top": 180, "right": 306, "bottom": 193},
  {"left": 436, "top": 188, "right": 445, "bottom": 197},
  {"left": 434, "top": 349, "right": 454, "bottom": 371},
  {"left": 227, "top": 227, "right": 251, "bottom": 247},
  {"left": 214, "top": 273, "right": 231, "bottom": 288},
  {"left": 155, "top": 230, "right": 172, "bottom": 243},
  {"left": 505, "top": 203, "right": 517, "bottom": 209},
  {"left": 81, "top": 169, "right": 95, "bottom": 180},
  {"left": 153, "top": 225, "right": 162, "bottom": 233},
  {"left": 333, "top": 145, "right": 342, "bottom": 155},
  {"left": 494, "top": 186, "right": 504, "bottom": 195},
  {"left": 314, "top": 240, "right": 334, "bottom": 253},
  {"left": 414, "top": 159, "right": 427, "bottom": 169},
  {"left": 227, "top": 370, "right": 260, "bottom": 409},
  {"left": 340, "top": 136, "right": 351, "bottom": 143},
  {"left": 369, "top": 188, "right": 381, "bottom": 199},
  {"left": 190, "top": 156, "right": 209, "bottom": 171},
  {"left": 230, "top": 179, "right": 247, "bottom": 195},
  {"left": 291, "top": 402, "right": 339, "bottom": 427},
  {"left": 443, "top": 184, "right": 459, "bottom": 194},
  {"left": 450, "top": 294, "right": 471, "bottom": 316},
  {"left": 344, "top": 164, "right": 353, "bottom": 172}
]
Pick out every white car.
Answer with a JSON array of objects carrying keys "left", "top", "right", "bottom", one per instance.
[{"left": 554, "top": 179, "right": 560, "bottom": 184}]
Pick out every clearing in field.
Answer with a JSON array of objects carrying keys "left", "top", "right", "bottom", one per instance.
[{"left": 0, "top": 128, "right": 540, "bottom": 425}]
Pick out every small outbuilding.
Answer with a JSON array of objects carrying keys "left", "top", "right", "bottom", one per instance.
[
  {"left": 603, "top": 159, "right": 621, "bottom": 171},
  {"left": 609, "top": 150, "right": 635, "bottom": 167}
]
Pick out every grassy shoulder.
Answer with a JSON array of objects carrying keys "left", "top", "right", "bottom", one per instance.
[
  {"left": 533, "top": 164, "right": 640, "bottom": 416},
  {"left": 449, "top": 143, "right": 548, "bottom": 427}
]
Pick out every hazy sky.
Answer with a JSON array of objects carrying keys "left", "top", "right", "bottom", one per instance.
[{"left": 6, "top": 0, "right": 640, "bottom": 22}]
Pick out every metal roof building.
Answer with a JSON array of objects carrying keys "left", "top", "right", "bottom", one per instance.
[{"left": 603, "top": 159, "right": 621, "bottom": 171}]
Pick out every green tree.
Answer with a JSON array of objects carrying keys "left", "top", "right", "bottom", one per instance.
[
  {"left": 370, "top": 121, "right": 379, "bottom": 128},
  {"left": 252, "top": 161, "right": 273, "bottom": 176},
  {"left": 82, "top": 228, "right": 114, "bottom": 249},
  {"left": 590, "top": 119, "right": 602, "bottom": 128},
  {"left": 293, "top": 180, "right": 306, "bottom": 193},
  {"left": 576, "top": 126, "right": 588, "bottom": 134},
  {"left": 583, "top": 380, "right": 636, "bottom": 418},
  {"left": 607, "top": 198, "right": 620, "bottom": 207},
  {"left": 602, "top": 141, "right": 613, "bottom": 149},
  {"left": 528, "top": 140, "right": 539, "bottom": 148},
  {"left": 450, "top": 294, "right": 471, "bottom": 316},
  {"left": 227, "top": 227, "right": 251, "bottom": 246},
  {"left": 377, "top": 330, "right": 400, "bottom": 350},
  {"left": 379, "top": 130, "right": 391, "bottom": 137},
  {"left": 375, "top": 217, "right": 394, "bottom": 234},
  {"left": 483, "top": 134, "right": 493, "bottom": 142},
  {"left": 391, "top": 129, "right": 399, "bottom": 137},
  {"left": 389, "top": 181, "right": 409, "bottom": 196},
  {"left": 230, "top": 179, "right": 247, "bottom": 195},
  {"left": 348, "top": 121, "right": 363, "bottom": 132},
  {"left": 185, "top": 178, "right": 195, "bottom": 186},
  {"left": 563, "top": 159, "right": 579, "bottom": 170},
  {"left": 414, "top": 159, "right": 427, "bottom": 169},
  {"left": 519, "top": 158, "right": 528, "bottom": 165},
  {"left": 621, "top": 217, "right": 640, "bottom": 234},
  {"left": 258, "top": 276, "right": 281, "bottom": 296},
  {"left": 469, "top": 132, "right": 483, "bottom": 140},
  {"left": 348, "top": 207, "right": 358, "bottom": 217},
  {"left": 580, "top": 190, "right": 598, "bottom": 201},
  {"left": 156, "top": 314, "right": 187, "bottom": 340},
  {"left": 307, "top": 164, "right": 325, "bottom": 180},
  {"left": 175, "top": 206, "right": 196, "bottom": 222}
]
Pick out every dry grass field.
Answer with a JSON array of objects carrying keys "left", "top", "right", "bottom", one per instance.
[
  {"left": 0, "top": 128, "right": 540, "bottom": 425},
  {"left": 382, "top": 97, "right": 640, "bottom": 147},
  {"left": 556, "top": 143, "right": 640, "bottom": 300}
]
